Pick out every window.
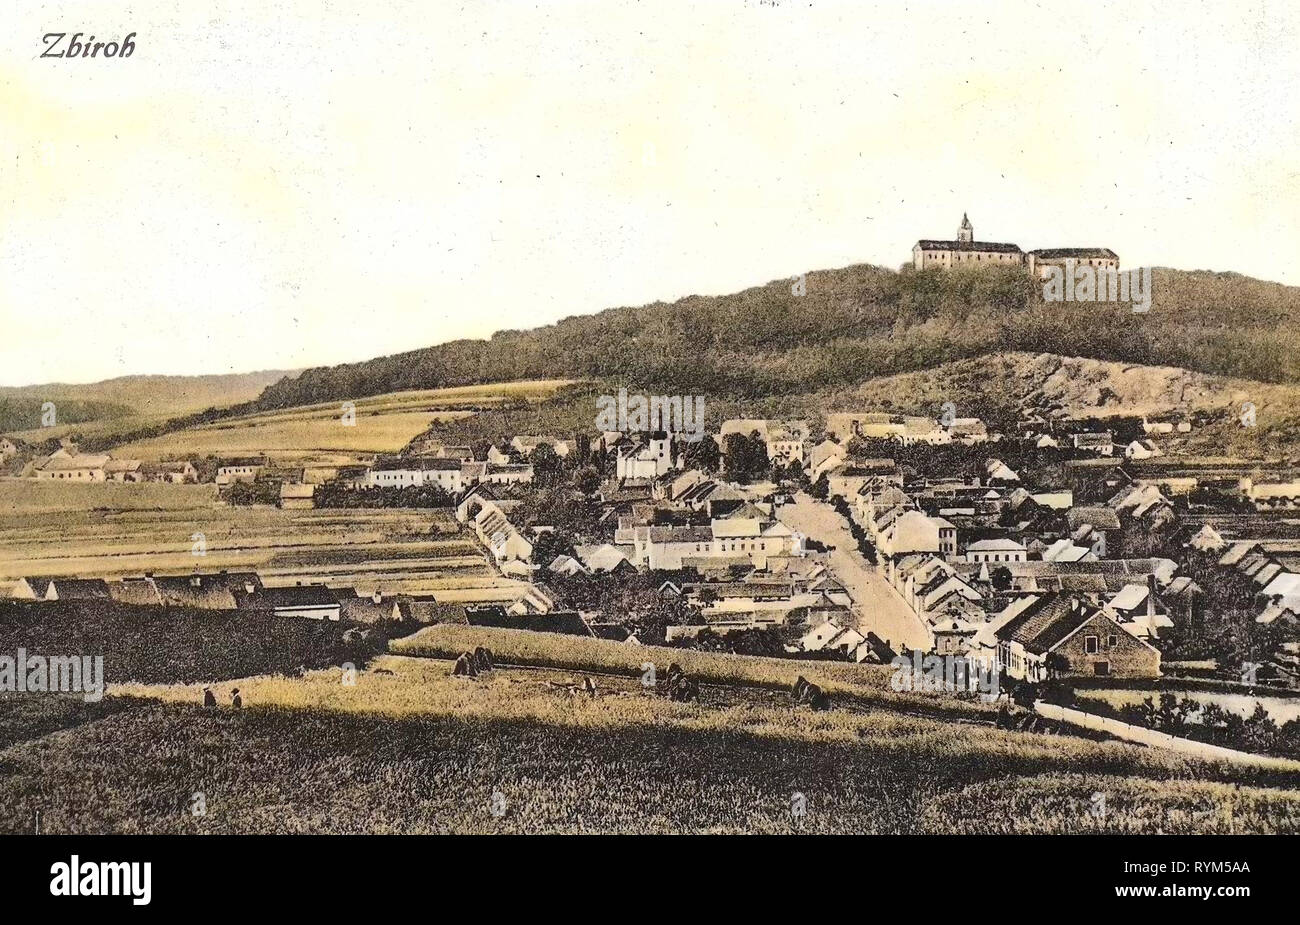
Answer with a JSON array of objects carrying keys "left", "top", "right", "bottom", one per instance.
[
  {"left": 1084, "top": 635, "right": 1099, "bottom": 654},
  {"left": 1107, "top": 635, "right": 1118, "bottom": 648}
]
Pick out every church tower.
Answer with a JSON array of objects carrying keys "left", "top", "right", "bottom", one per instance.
[{"left": 957, "top": 212, "right": 973, "bottom": 243}]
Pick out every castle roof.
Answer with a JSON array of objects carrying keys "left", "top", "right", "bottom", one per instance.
[
  {"left": 915, "top": 239, "right": 1022, "bottom": 254},
  {"left": 1029, "top": 247, "right": 1119, "bottom": 260}
]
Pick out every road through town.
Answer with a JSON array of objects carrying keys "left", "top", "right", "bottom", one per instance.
[{"left": 780, "top": 492, "right": 932, "bottom": 652}]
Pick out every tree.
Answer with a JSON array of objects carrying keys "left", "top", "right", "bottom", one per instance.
[
  {"left": 683, "top": 436, "right": 721, "bottom": 472},
  {"left": 530, "top": 443, "right": 562, "bottom": 486},
  {"left": 573, "top": 466, "right": 600, "bottom": 495},
  {"left": 722, "top": 432, "right": 769, "bottom": 481},
  {"left": 809, "top": 473, "right": 829, "bottom": 500}
]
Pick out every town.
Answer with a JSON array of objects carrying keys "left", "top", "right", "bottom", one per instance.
[{"left": 7, "top": 385, "right": 1300, "bottom": 752}]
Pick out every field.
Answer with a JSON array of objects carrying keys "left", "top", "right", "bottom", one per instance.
[
  {"left": 0, "top": 481, "right": 520, "bottom": 601},
  {"left": 2, "top": 650, "right": 1297, "bottom": 833},
  {"left": 106, "top": 380, "right": 580, "bottom": 466},
  {"left": 392, "top": 623, "right": 996, "bottom": 721}
]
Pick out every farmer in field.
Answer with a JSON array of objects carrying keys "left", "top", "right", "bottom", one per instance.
[
  {"left": 203, "top": 687, "right": 216, "bottom": 708},
  {"left": 230, "top": 688, "right": 242, "bottom": 709}
]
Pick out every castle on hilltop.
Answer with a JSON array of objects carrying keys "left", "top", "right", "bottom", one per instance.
[{"left": 912, "top": 214, "right": 1118, "bottom": 278}]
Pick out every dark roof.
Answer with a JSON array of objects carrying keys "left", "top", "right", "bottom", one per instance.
[
  {"left": 49, "top": 578, "right": 111, "bottom": 600},
  {"left": 1030, "top": 248, "right": 1119, "bottom": 260},
  {"left": 153, "top": 572, "right": 262, "bottom": 609},
  {"left": 464, "top": 606, "right": 592, "bottom": 636},
  {"left": 996, "top": 594, "right": 1101, "bottom": 655},
  {"left": 915, "top": 239, "right": 1022, "bottom": 254},
  {"left": 1067, "top": 506, "right": 1122, "bottom": 531},
  {"left": 648, "top": 526, "right": 714, "bottom": 543},
  {"left": 218, "top": 456, "right": 267, "bottom": 468},
  {"left": 257, "top": 585, "right": 340, "bottom": 609}
]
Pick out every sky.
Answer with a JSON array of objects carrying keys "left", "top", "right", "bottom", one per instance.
[{"left": 2, "top": 0, "right": 1298, "bottom": 386}]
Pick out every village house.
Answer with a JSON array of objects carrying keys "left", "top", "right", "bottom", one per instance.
[
  {"left": 1067, "top": 505, "right": 1122, "bottom": 557},
  {"left": 141, "top": 460, "right": 198, "bottom": 483},
  {"left": 1105, "top": 575, "right": 1174, "bottom": 640},
  {"left": 215, "top": 457, "right": 268, "bottom": 485},
  {"left": 464, "top": 495, "right": 534, "bottom": 575},
  {"left": 876, "top": 510, "right": 957, "bottom": 560},
  {"left": 247, "top": 584, "right": 342, "bottom": 621},
  {"left": 364, "top": 456, "right": 464, "bottom": 493},
  {"left": 806, "top": 438, "right": 845, "bottom": 480},
  {"left": 574, "top": 543, "right": 635, "bottom": 573},
  {"left": 152, "top": 572, "right": 263, "bottom": 610},
  {"left": 279, "top": 482, "right": 316, "bottom": 509},
  {"left": 0, "top": 437, "right": 23, "bottom": 461},
  {"left": 482, "top": 463, "right": 535, "bottom": 486},
  {"left": 43, "top": 578, "right": 112, "bottom": 601},
  {"left": 630, "top": 508, "right": 801, "bottom": 571},
  {"left": 7, "top": 576, "right": 55, "bottom": 600},
  {"left": 1125, "top": 439, "right": 1164, "bottom": 460},
  {"left": 995, "top": 594, "right": 1160, "bottom": 681},
  {"left": 103, "top": 458, "right": 144, "bottom": 482},
  {"left": 1071, "top": 432, "right": 1115, "bottom": 456},
  {"left": 964, "top": 537, "right": 1027, "bottom": 564},
  {"left": 35, "top": 451, "right": 110, "bottom": 481}
]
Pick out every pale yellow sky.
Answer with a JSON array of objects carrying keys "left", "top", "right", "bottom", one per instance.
[{"left": 2, "top": 0, "right": 1298, "bottom": 385}]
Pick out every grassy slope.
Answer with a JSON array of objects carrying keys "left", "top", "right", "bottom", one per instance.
[
  {"left": 3, "top": 653, "right": 1296, "bottom": 833},
  {"left": 0, "top": 370, "right": 298, "bottom": 419},
  {"left": 1, "top": 369, "right": 300, "bottom": 442}
]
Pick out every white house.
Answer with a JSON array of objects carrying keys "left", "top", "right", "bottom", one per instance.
[
  {"left": 215, "top": 457, "right": 267, "bottom": 485},
  {"left": 965, "top": 538, "right": 1027, "bottom": 564},
  {"left": 1125, "top": 439, "right": 1164, "bottom": 460},
  {"left": 364, "top": 457, "right": 464, "bottom": 493}
]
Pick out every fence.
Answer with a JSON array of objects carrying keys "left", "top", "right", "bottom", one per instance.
[{"left": 1033, "top": 700, "right": 1300, "bottom": 771}]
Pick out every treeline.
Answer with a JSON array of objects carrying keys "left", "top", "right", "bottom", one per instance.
[
  {"left": 249, "top": 265, "right": 1300, "bottom": 410},
  {"left": 313, "top": 482, "right": 455, "bottom": 509},
  {"left": 0, "top": 397, "right": 134, "bottom": 435}
]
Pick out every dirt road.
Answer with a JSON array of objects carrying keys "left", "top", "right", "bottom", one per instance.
[{"left": 780, "top": 492, "right": 932, "bottom": 652}]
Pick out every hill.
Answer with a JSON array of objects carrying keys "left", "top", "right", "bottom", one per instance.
[
  {"left": 0, "top": 369, "right": 298, "bottom": 438},
  {"left": 8, "top": 648, "right": 1299, "bottom": 833},
  {"left": 250, "top": 264, "right": 1300, "bottom": 410}
]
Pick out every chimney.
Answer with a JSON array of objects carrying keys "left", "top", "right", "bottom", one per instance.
[{"left": 1147, "top": 573, "right": 1157, "bottom": 619}]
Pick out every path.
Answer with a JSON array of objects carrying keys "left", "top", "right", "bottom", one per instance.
[{"left": 779, "top": 492, "right": 931, "bottom": 652}]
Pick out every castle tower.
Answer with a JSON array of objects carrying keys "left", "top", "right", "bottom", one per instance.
[{"left": 957, "top": 212, "right": 973, "bottom": 243}]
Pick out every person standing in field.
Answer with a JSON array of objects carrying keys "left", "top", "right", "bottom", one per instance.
[
  {"left": 203, "top": 687, "right": 216, "bottom": 709},
  {"left": 231, "top": 688, "right": 242, "bottom": 709}
]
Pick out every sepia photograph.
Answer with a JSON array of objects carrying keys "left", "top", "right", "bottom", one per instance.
[{"left": 2, "top": 0, "right": 1297, "bottom": 904}]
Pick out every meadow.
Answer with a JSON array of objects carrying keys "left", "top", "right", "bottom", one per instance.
[
  {"left": 5, "top": 652, "right": 1299, "bottom": 834},
  {"left": 392, "top": 624, "right": 998, "bottom": 721},
  {"left": 106, "top": 379, "right": 579, "bottom": 465},
  {"left": 0, "top": 481, "right": 519, "bottom": 601}
]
